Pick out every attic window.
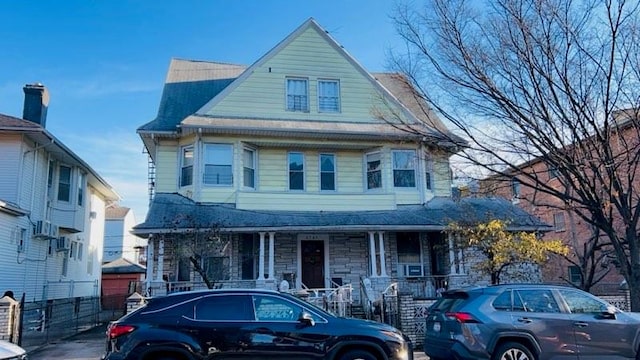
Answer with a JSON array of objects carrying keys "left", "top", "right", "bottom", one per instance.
[
  {"left": 318, "top": 79, "right": 340, "bottom": 113},
  {"left": 286, "top": 78, "right": 308, "bottom": 112}
]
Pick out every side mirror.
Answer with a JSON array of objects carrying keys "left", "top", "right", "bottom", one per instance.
[
  {"left": 298, "top": 311, "right": 315, "bottom": 326},
  {"left": 597, "top": 306, "right": 617, "bottom": 320}
]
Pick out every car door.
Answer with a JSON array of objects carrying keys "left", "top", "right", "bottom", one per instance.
[
  {"left": 557, "top": 289, "right": 637, "bottom": 359},
  {"left": 509, "top": 289, "right": 579, "bottom": 359},
  {"left": 244, "top": 294, "right": 332, "bottom": 359},
  {"left": 178, "top": 294, "right": 254, "bottom": 359}
]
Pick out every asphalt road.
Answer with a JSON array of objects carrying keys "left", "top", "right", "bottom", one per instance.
[{"left": 28, "top": 323, "right": 428, "bottom": 360}]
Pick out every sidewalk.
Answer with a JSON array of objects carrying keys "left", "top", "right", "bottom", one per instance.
[{"left": 27, "top": 322, "right": 428, "bottom": 360}]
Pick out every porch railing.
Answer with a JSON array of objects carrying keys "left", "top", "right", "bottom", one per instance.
[{"left": 393, "top": 275, "right": 449, "bottom": 298}]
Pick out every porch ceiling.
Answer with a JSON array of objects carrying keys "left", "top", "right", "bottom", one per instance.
[{"left": 132, "top": 193, "right": 552, "bottom": 237}]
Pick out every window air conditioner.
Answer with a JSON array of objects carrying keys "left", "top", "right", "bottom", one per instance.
[
  {"left": 49, "top": 224, "right": 59, "bottom": 238},
  {"left": 34, "top": 220, "right": 51, "bottom": 238},
  {"left": 56, "top": 237, "right": 71, "bottom": 251}
]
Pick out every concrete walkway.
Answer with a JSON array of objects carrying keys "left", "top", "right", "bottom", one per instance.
[{"left": 28, "top": 322, "right": 428, "bottom": 360}]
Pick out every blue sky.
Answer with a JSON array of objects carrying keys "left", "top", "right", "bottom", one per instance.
[{"left": 0, "top": 1, "right": 404, "bottom": 221}]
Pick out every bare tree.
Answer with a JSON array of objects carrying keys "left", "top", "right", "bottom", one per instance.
[{"left": 390, "top": 0, "right": 640, "bottom": 309}]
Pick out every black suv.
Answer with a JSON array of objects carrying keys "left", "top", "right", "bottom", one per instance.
[
  {"left": 424, "top": 284, "right": 640, "bottom": 360},
  {"left": 104, "top": 289, "right": 412, "bottom": 360}
]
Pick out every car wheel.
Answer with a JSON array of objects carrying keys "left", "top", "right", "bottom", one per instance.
[
  {"left": 493, "top": 342, "right": 535, "bottom": 360},
  {"left": 338, "top": 349, "right": 377, "bottom": 360}
]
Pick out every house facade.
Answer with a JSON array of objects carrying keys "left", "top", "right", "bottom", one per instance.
[
  {"left": 0, "top": 84, "right": 119, "bottom": 302},
  {"left": 134, "top": 19, "right": 549, "bottom": 302},
  {"left": 103, "top": 205, "right": 145, "bottom": 264}
]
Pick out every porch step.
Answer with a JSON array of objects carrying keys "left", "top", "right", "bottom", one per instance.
[{"left": 350, "top": 305, "right": 367, "bottom": 319}]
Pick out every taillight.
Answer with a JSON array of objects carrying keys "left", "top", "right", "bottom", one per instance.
[
  {"left": 445, "top": 312, "right": 480, "bottom": 323},
  {"left": 107, "top": 323, "right": 136, "bottom": 339}
]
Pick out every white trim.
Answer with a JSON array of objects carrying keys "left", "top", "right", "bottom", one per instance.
[
  {"left": 364, "top": 151, "right": 383, "bottom": 191},
  {"left": 391, "top": 149, "right": 417, "bottom": 189},
  {"left": 317, "top": 79, "right": 341, "bottom": 113},
  {"left": 318, "top": 153, "right": 337, "bottom": 192},
  {"left": 287, "top": 151, "right": 305, "bottom": 191},
  {"left": 202, "top": 143, "right": 234, "bottom": 187},
  {"left": 242, "top": 146, "right": 257, "bottom": 190},
  {"left": 296, "top": 234, "right": 330, "bottom": 289}
]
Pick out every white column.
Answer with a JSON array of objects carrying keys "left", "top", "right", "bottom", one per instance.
[
  {"left": 268, "top": 232, "right": 275, "bottom": 280},
  {"left": 258, "top": 232, "right": 266, "bottom": 280},
  {"left": 378, "top": 232, "right": 388, "bottom": 277},
  {"left": 457, "top": 248, "right": 465, "bottom": 274},
  {"left": 157, "top": 239, "right": 164, "bottom": 281},
  {"left": 368, "top": 232, "right": 378, "bottom": 277},
  {"left": 448, "top": 233, "right": 456, "bottom": 274},
  {"left": 145, "top": 238, "right": 154, "bottom": 288}
]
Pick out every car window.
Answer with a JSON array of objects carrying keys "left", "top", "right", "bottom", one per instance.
[
  {"left": 558, "top": 289, "right": 608, "bottom": 314},
  {"left": 429, "top": 297, "right": 467, "bottom": 313},
  {"left": 194, "top": 295, "right": 254, "bottom": 321},
  {"left": 253, "top": 295, "right": 304, "bottom": 321},
  {"left": 493, "top": 290, "right": 513, "bottom": 311},
  {"left": 515, "top": 289, "right": 560, "bottom": 313}
]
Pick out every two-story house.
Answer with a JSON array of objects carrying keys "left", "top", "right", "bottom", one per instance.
[
  {"left": 103, "top": 205, "right": 145, "bottom": 264},
  {"left": 133, "top": 18, "right": 549, "bottom": 301},
  {"left": 0, "top": 84, "right": 119, "bottom": 303}
]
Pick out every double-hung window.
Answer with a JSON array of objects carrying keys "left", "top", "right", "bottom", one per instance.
[
  {"left": 366, "top": 152, "right": 382, "bottom": 190},
  {"left": 203, "top": 144, "right": 233, "bottom": 186},
  {"left": 424, "top": 155, "right": 433, "bottom": 191},
  {"left": 320, "top": 153, "right": 336, "bottom": 191},
  {"left": 393, "top": 150, "right": 416, "bottom": 188},
  {"left": 243, "top": 148, "right": 256, "bottom": 189},
  {"left": 286, "top": 78, "right": 308, "bottom": 112},
  {"left": 288, "top": 152, "right": 305, "bottom": 190},
  {"left": 318, "top": 80, "right": 340, "bottom": 113},
  {"left": 58, "top": 165, "right": 72, "bottom": 202},
  {"left": 180, "top": 145, "right": 194, "bottom": 187},
  {"left": 77, "top": 172, "right": 85, "bottom": 206}
]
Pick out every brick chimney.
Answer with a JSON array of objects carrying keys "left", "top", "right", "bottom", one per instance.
[{"left": 22, "top": 83, "right": 49, "bottom": 127}]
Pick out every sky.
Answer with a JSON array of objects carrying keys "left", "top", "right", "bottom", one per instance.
[{"left": 0, "top": 1, "right": 406, "bottom": 221}]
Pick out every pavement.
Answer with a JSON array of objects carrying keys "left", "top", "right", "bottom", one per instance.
[{"left": 27, "top": 323, "right": 429, "bottom": 360}]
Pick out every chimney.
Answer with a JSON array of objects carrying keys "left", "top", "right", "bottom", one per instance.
[{"left": 22, "top": 83, "right": 49, "bottom": 127}]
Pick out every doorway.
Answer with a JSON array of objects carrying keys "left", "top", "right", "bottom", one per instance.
[{"left": 301, "top": 240, "right": 325, "bottom": 288}]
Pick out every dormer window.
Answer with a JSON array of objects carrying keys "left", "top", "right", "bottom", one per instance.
[
  {"left": 318, "top": 79, "right": 340, "bottom": 113},
  {"left": 286, "top": 78, "right": 308, "bottom": 112}
]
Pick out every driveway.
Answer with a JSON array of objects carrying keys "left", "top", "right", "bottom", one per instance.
[{"left": 28, "top": 323, "right": 429, "bottom": 359}]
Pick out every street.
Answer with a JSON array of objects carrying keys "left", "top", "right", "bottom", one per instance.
[{"left": 27, "top": 323, "right": 428, "bottom": 360}]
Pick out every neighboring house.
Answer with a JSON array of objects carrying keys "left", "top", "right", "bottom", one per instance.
[
  {"left": 133, "top": 18, "right": 549, "bottom": 301},
  {"left": 101, "top": 257, "right": 145, "bottom": 311},
  {"left": 0, "top": 84, "right": 119, "bottom": 302},
  {"left": 103, "top": 205, "right": 145, "bottom": 264}
]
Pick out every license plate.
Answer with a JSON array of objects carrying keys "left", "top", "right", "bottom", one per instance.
[{"left": 432, "top": 322, "right": 441, "bottom": 332}]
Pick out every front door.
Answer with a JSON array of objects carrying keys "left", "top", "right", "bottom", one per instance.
[{"left": 301, "top": 240, "right": 324, "bottom": 288}]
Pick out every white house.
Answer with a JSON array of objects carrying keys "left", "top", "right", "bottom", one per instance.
[
  {"left": 0, "top": 84, "right": 119, "bottom": 302},
  {"left": 103, "top": 205, "right": 145, "bottom": 264}
]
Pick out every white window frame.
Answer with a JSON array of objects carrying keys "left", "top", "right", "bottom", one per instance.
[
  {"left": 319, "top": 153, "right": 336, "bottom": 191},
  {"left": 203, "top": 143, "right": 234, "bottom": 186},
  {"left": 286, "top": 78, "right": 309, "bottom": 112},
  {"left": 317, "top": 79, "right": 340, "bottom": 113},
  {"left": 424, "top": 155, "right": 434, "bottom": 191},
  {"left": 243, "top": 147, "right": 256, "bottom": 189},
  {"left": 366, "top": 151, "right": 382, "bottom": 190},
  {"left": 392, "top": 150, "right": 417, "bottom": 188},
  {"left": 180, "top": 145, "right": 194, "bottom": 187},
  {"left": 288, "top": 152, "right": 305, "bottom": 191},
  {"left": 58, "top": 164, "right": 72, "bottom": 202}
]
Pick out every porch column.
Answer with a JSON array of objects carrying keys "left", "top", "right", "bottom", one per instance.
[
  {"left": 157, "top": 238, "right": 164, "bottom": 281},
  {"left": 258, "top": 232, "right": 266, "bottom": 280},
  {"left": 457, "top": 247, "right": 465, "bottom": 274},
  {"left": 368, "top": 232, "right": 378, "bottom": 277},
  {"left": 268, "top": 232, "right": 275, "bottom": 280},
  {"left": 377, "top": 232, "right": 388, "bottom": 277},
  {"left": 145, "top": 238, "right": 154, "bottom": 288},
  {"left": 448, "top": 233, "right": 456, "bottom": 274}
]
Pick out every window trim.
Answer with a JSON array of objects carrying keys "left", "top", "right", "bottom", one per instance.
[
  {"left": 288, "top": 152, "right": 305, "bottom": 191},
  {"left": 57, "top": 165, "right": 72, "bottom": 202},
  {"left": 285, "top": 77, "right": 309, "bottom": 112},
  {"left": 365, "top": 151, "right": 382, "bottom": 191},
  {"left": 392, "top": 149, "right": 417, "bottom": 188},
  {"left": 424, "top": 155, "right": 433, "bottom": 191},
  {"left": 179, "top": 145, "right": 194, "bottom": 187},
  {"left": 319, "top": 153, "right": 336, "bottom": 191},
  {"left": 202, "top": 143, "right": 234, "bottom": 187},
  {"left": 317, "top": 79, "right": 340, "bottom": 113},
  {"left": 243, "top": 147, "right": 256, "bottom": 189},
  {"left": 77, "top": 172, "right": 86, "bottom": 207}
]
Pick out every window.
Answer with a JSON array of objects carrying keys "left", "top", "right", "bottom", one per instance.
[
  {"left": 17, "top": 228, "right": 26, "bottom": 253},
  {"left": 253, "top": 295, "right": 303, "bottom": 322},
  {"left": 569, "top": 265, "right": 582, "bottom": 284},
  {"left": 47, "top": 160, "right": 54, "bottom": 199},
  {"left": 286, "top": 78, "right": 308, "bottom": 112},
  {"left": 195, "top": 295, "right": 253, "bottom": 321},
  {"left": 425, "top": 157, "right": 433, "bottom": 191},
  {"left": 366, "top": 152, "right": 382, "bottom": 190},
  {"left": 319, "top": 154, "right": 336, "bottom": 191},
  {"left": 393, "top": 150, "right": 416, "bottom": 188},
  {"left": 203, "top": 144, "right": 233, "bottom": 186},
  {"left": 77, "top": 172, "right": 85, "bottom": 206},
  {"left": 554, "top": 212, "right": 566, "bottom": 232},
  {"left": 318, "top": 80, "right": 340, "bottom": 112},
  {"left": 77, "top": 242, "right": 83, "bottom": 261},
  {"left": 180, "top": 146, "right": 194, "bottom": 187},
  {"left": 243, "top": 148, "right": 256, "bottom": 188},
  {"left": 58, "top": 165, "right": 71, "bottom": 202},
  {"left": 62, "top": 256, "right": 68, "bottom": 277},
  {"left": 397, "top": 232, "right": 422, "bottom": 277},
  {"left": 558, "top": 289, "right": 609, "bottom": 314},
  {"left": 515, "top": 289, "right": 560, "bottom": 313},
  {"left": 288, "top": 152, "right": 304, "bottom": 190},
  {"left": 511, "top": 177, "right": 521, "bottom": 198}
]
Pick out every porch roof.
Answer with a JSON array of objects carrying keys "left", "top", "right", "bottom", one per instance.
[{"left": 132, "top": 193, "right": 551, "bottom": 237}]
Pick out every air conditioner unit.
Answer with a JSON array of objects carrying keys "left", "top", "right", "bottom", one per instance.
[
  {"left": 56, "top": 237, "right": 71, "bottom": 252},
  {"left": 49, "top": 224, "right": 59, "bottom": 238},
  {"left": 34, "top": 220, "right": 51, "bottom": 238}
]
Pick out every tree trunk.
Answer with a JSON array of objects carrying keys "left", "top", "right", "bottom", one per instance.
[{"left": 189, "top": 256, "right": 214, "bottom": 289}]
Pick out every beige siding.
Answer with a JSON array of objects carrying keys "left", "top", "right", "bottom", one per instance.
[
  {"left": 200, "top": 187, "right": 237, "bottom": 204},
  {"left": 205, "top": 27, "right": 404, "bottom": 123},
  {"left": 155, "top": 145, "right": 178, "bottom": 193},
  {"left": 258, "top": 149, "right": 287, "bottom": 191},
  {"left": 336, "top": 151, "right": 363, "bottom": 192},
  {"left": 433, "top": 156, "right": 452, "bottom": 197}
]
